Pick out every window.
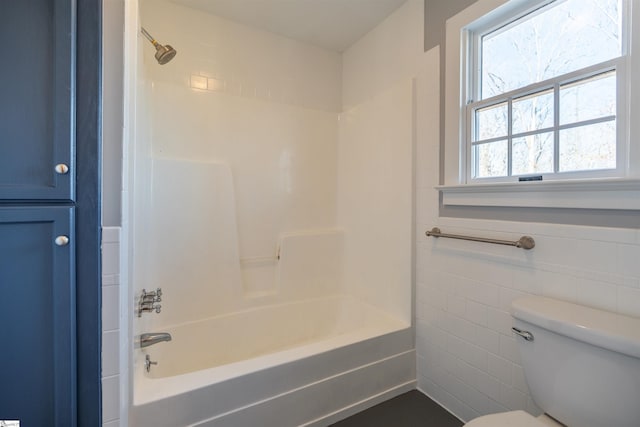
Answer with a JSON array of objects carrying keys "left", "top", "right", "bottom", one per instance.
[
  {"left": 441, "top": 0, "right": 640, "bottom": 209},
  {"left": 466, "top": 0, "right": 627, "bottom": 182}
]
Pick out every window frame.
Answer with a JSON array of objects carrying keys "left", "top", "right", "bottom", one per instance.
[
  {"left": 441, "top": 0, "right": 640, "bottom": 209},
  {"left": 466, "top": 60, "right": 626, "bottom": 183}
]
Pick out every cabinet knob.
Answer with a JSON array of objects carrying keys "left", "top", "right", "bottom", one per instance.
[
  {"left": 55, "top": 235, "right": 70, "bottom": 246},
  {"left": 55, "top": 164, "right": 70, "bottom": 175}
]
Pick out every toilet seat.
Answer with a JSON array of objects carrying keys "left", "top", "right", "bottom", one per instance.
[{"left": 464, "top": 410, "right": 552, "bottom": 427}]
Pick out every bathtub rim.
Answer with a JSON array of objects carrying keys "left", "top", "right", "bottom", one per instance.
[
  {"left": 133, "top": 298, "right": 411, "bottom": 407},
  {"left": 130, "top": 326, "right": 415, "bottom": 427}
]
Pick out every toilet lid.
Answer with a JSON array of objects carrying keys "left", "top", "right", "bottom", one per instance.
[{"left": 464, "top": 410, "right": 549, "bottom": 427}]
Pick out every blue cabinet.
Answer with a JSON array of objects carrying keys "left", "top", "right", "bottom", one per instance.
[
  {"left": 0, "top": 0, "right": 86, "bottom": 424},
  {"left": 0, "top": 0, "right": 75, "bottom": 200},
  {"left": 0, "top": 207, "right": 76, "bottom": 425}
]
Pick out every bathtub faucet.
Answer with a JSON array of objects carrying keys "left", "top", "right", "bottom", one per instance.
[{"left": 140, "top": 332, "right": 172, "bottom": 348}]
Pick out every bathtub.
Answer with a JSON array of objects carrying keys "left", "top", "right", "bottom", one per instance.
[{"left": 131, "top": 295, "right": 415, "bottom": 426}]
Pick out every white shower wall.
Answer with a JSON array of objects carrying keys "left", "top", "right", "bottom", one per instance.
[
  {"left": 134, "top": 0, "right": 344, "bottom": 326},
  {"left": 134, "top": 0, "right": 413, "bottom": 327},
  {"left": 339, "top": 0, "right": 424, "bottom": 324},
  {"left": 338, "top": 80, "right": 414, "bottom": 323}
]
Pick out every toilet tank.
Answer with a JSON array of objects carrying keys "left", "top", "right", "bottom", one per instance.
[{"left": 511, "top": 296, "right": 640, "bottom": 427}]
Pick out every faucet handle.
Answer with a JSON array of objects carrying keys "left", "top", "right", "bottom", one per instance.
[
  {"left": 145, "top": 354, "right": 158, "bottom": 373},
  {"left": 138, "top": 288, "right": 163, "bottom": 317}
]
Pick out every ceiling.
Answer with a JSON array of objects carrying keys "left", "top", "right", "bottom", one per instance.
[{"left": 172, "top": 0, "right": 408, "bottom": 52}]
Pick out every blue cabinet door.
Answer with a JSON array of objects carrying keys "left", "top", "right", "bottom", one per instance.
[
  {"left": 0, "top": 0, "right": 75, "bottom": 200},
  {"left": 0, "top": 207, "right": 76, "bottom": 426}
]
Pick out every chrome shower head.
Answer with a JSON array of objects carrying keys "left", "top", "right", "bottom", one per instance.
[{"left": 141, "top": 27, "right": 177, "bottom": 65}]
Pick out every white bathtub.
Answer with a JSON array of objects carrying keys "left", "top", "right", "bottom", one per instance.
[{"left": 131, "top": 295, "right": 415, "bottom": 426}]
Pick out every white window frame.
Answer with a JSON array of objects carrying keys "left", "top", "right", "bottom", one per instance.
[{"left": 441, "top": 0, "right": 640, "bottom": 209}]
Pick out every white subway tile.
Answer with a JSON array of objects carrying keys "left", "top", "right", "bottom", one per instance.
[
  {"left": 422, "top": 283, "right": 447, "bottom": 310},
  {"left": 102, "top": 331, "right": 120, "bottom": 378},
  {"left": 444, "top": 312, "right": 477, "bottom": 343},
  {"left": 541, "top": 274, "right": 577, "bottom": 304},
  {"left": 447, "top": 294, "right": 466, "bottom": 317},
  {"left": 427, "top": 323, "right": 449, "bottom": 350},
  {"left": 498, "top": 383, "right": 527, "bottom": 411},
  {"left": 102, "top": 227, "right": 121, "bottom": 244},
  {"left": 486, "top": 398, "right": 509, "bottom": 416},
  {"left": 470, "top": 326, "right": 500, "bottom": 353},
  {"left": 512, "top": 364, "right": 528, "bottom": 393},
  {"left": 417, "top": 337, "right": 447, "bottom": 369},
  {"left": 461, "top": 278, "right": 501, "bottom": 308},
  {"left": 499, "top": 287, "right": 529, "bottom": 312},
  {"left": 102, "top": 242, "right": 120, "bottom": 277},
  {"left": 498, "top": 335, "right": 520, "bottom": 364},
  {"left": 102, "top": 285, "right": 120, "bottom": 331},
  {"left": 487, "top": 353, "right": 512, "bottom": 385},
  {"left": 102, "top": 274, "right": 120, "bottom": 287},
  {"left": 435, "top": 365, "right": 490, "bottom": 415},
  {"left": 575, "top": 279, "right": 617, "bottom": 313},
  {"left": 482, "top": 375, "right": 502, "bottom": 404},
  {"left": 465, "top": 300, "right": 488, "bottom": 327},
  {"left": 510, "top": 266, "right": 544, "bottom": 295},
  {"left": 447, "top": 335, "right": 488, "bottom": 372},
  {"left": 102, "top": 375, "right": 120, "bottom": 423},
  {"left": 419, "top": 375, "right": 481, "bottom": 423},
  {"left": 487, "top": 308, "right": 513, "bottom": 336}
]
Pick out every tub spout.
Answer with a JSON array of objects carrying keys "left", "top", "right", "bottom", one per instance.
[{"left": 140, "top": 332, "right": 172, "bottom": 348}]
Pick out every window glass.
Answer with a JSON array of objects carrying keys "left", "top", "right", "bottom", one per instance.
[
  {"left": 475, "top": 102, "right": 508, "bottom": 141},
  {"left": 512, "top": 132, "right": 554, "bottom": 175},
  {"left": 559, "top": 122, "right": 616, "bottom": 171},
  {"left": 560, "top": 71, "right": 616, "bottom": 125},
  {"left": 512, "top": 90, "right": 554, "bottom": 135},
  {"left": 482, "top": 0, "right": 622, "bottom": 99},
  {"left": 473, "top": 140, "right": 508, "bottom": 178}
]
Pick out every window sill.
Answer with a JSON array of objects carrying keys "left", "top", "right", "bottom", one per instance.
[{"left": 437, "top": 179, "right": 640, "bottom": 210}]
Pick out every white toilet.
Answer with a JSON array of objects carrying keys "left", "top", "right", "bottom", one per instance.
[{"left": 464, "top": 296, "right": 640, "bottom": 427}]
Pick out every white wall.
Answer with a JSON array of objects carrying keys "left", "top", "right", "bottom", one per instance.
[
  {"left": 342, "top": 0, "right": 424, "bottom": 110},
  {"left": 415, "top": 27, "right": 640, "bottom": 427},
  {"left": 339, "top": 0, "right": 424, "bottom": 324},
  {"left": 140, "top": 0, "right": 342, "bottom": 113},
  {"left": 133, "top": 0, "right": 344, "bottom": 328},
  {"left": 337, "top": 80, "right": 414, "bottom": 323}
]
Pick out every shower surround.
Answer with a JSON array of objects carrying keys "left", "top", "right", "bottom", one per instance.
[{"left": 123, "top": 0, "right": 418, "bottom": 425}]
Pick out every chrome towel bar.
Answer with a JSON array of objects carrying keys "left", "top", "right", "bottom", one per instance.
[{"left": 425, "top": 227, "right": 535, "bottom": 250}]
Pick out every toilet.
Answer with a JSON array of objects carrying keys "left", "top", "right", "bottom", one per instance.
[{"left": 464, "top": 296, "right": 640, "bottom": 427}]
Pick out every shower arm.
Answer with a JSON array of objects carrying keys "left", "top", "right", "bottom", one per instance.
[{"left": 141, "top": 27, "right": 159, "bottom": 47}]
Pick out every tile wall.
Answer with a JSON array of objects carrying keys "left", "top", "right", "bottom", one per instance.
[
  {"left": 414, "top": 46, "right": 640, "bottom": 423},
  {"left": 102, "top": 227, "right": 122, "bottom": 426}
]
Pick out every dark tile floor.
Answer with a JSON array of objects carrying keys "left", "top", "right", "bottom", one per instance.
[{"left": 330, "top": 390, "right": 463, "bottom": 427}]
